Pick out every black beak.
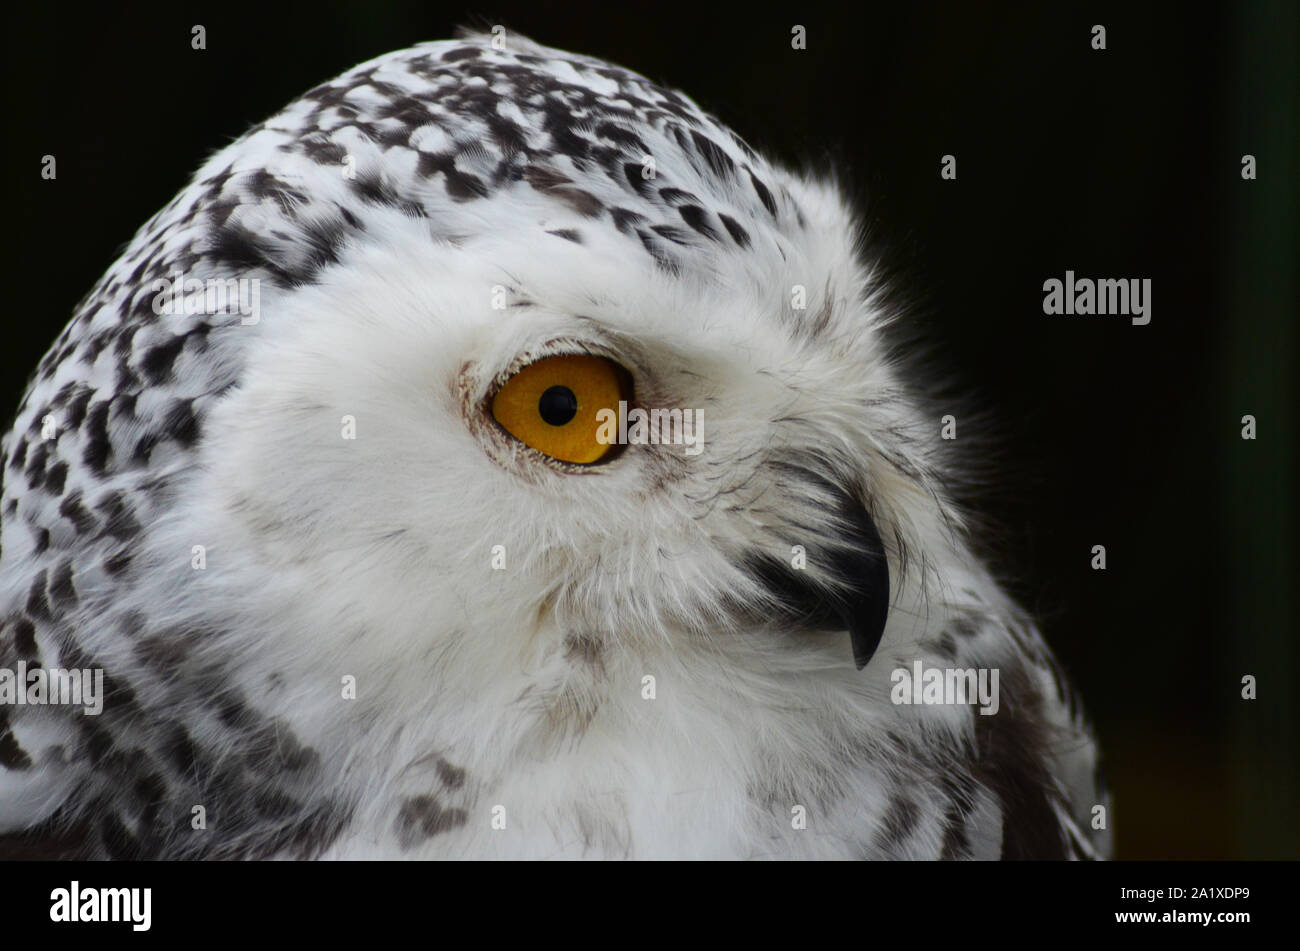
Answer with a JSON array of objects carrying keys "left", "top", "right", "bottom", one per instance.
[{"left": 744, "top": 472, "right": 891, "bottom": 669}]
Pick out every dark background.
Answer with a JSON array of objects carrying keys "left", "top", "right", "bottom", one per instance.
[{"left": 4, "top": 1, "right": 1296, "bottom": 858}]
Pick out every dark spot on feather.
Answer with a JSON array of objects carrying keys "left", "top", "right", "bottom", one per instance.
[
  {"left": 64, "top": 389, "right": 93, "bottom": 429},
  {"left": 79, "top": 718, "right": 115, "bottom": 767},
  {"left": 649, "top": 224, "right": 691, "bottom": 246},
  {"left": 96, "top": 491, "right": 141, "bottom": 542},
  {"left": 717, "top": 213, "right": 751, "bottom": 247},
  {"left": 0, "top": 706, "right": 33, "bottom": 770},
  {"left": 82, "top": 400, "right": 112, "bottom": 474},
  {"left": 690, "top": 130, "right": 735, "bottom": 177},
  {"left": 24, "top": 573, "right": 49, "bottom": 619},
  {"left": 436, "top": 758, "right": 467, "bottom": 790},
  {"left": 610, "top": 207, "right": 646, "bottom": 235},
  {"left": 104, "top": 547, "right": 133, "bottom": 576},
  {"left": 140, "top": 334, "right": 188, "bottom": 385},
  {"left": 48, "top": 560, "right": 76, "bottom": 605},
  {"left": 749, "top": 170, "right": 777, "bottom": 217},
  {"left": 622, "top": 161, "right": 653, "bottom": 196},
  {"left": 877, "top": 794, "right": 920, "bottom": 853},
  {"left": 395, "top": 795, "right": 469, "bottom": 848},
  {"left": 524, "top": 165, "right": 572, "bottom": 190},
  {"left": 441, "top": 46, "right": 482, "bottom": 62},
  {"left": 162, "top": 398, "right": 200, "bottom": 447},
  {"left": 13, "top": 618, "right": 38, "bottom": 659},
  {"left": 564, "top": 632, "right": 605, "bottom": 670},
  {"left": 59, "top": 491, "right": 95, "bottom": 534},
  {"left": 44, "top": 461, "right": 68, "bottom": 495},
  {"left": 678, "top": 204, "right": 719, "bottom": 241},
  {"left": 161, "top": 721, "right": 198, "bottom": 775}
]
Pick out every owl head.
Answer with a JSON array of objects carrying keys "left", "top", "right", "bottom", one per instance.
[{"left": 4, "top": 32, "right": 968, "bottom": 755}]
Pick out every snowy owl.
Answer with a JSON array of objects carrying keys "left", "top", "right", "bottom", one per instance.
[{"left": 0, "top": 32, "right": 1109, "bottom": 859}]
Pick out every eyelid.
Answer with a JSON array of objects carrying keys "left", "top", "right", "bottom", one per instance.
[{"left": 488, "top": 338, "right": 619, "bottom": 398}]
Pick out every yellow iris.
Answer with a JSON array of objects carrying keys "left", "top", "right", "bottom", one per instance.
[{"left": 490, "top": 354, "right": 630, "bottom": 464}]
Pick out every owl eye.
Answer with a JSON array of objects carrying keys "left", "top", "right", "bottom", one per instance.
[{"left": 490, "top": 354, "right": 632, "bottom": 464}]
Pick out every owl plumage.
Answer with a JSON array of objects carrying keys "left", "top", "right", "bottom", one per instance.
[{"left": 0, "top": 32, "right": 1108, "bottom": 859}]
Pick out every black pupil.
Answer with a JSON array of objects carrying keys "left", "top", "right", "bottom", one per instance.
[{"left": 538, "top": 386, "right": 579, "bottom": 426}]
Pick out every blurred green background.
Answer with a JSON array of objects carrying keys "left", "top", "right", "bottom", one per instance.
[{"left": 4, "top": 1, "right": 1296, "bottom": 857}]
